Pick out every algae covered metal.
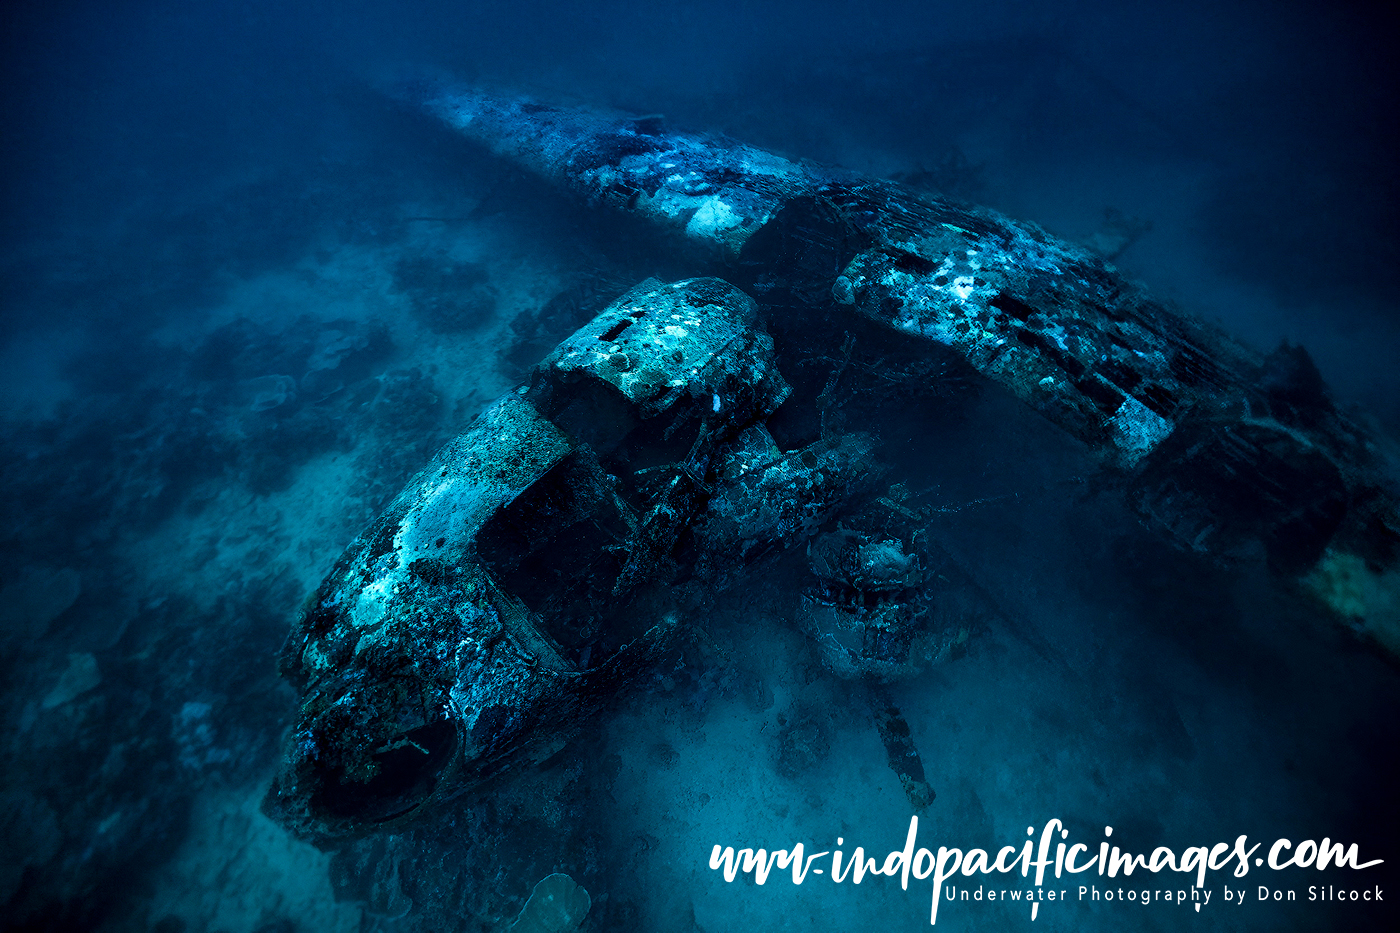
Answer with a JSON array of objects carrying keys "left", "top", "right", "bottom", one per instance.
[
  {"left": 388, "top": 76, "right": 1400, "bottom": 650},
  {"left": 266, "top": 278, "right": 877, "bottom": 842}
]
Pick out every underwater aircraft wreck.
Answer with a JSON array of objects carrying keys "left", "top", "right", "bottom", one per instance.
[
  {"left": 265, "top": 77, "right": 1400, "bottom": 843},
  {"left": 266, "top": 276, "right": 949, "bottom": 841}
]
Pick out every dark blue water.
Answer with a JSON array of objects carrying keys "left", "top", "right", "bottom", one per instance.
[{"left": 1, "top": 2, "right": 1397, "bottom": 931}]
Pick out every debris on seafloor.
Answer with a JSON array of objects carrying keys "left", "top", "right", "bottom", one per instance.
[
  {"left": 510, "top": 873, "right": 591, "bottom": 933},
  {"left": 1081, "top": 206, "right": 1152, "bottom": 261},
  {"left": 801, "top": 528, "right": 932, "bottom": 682},
  {"left": 244, "top": 374, "right": 298, "bottom": 412},
  {"left": 41, "top": 652, "right": 101, "bottom": 710},
  {"left": 868, "top": 682, "right": 935, "bottom": 812}
]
